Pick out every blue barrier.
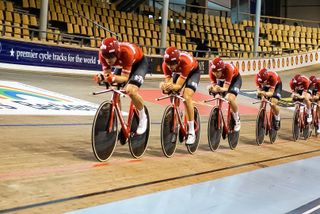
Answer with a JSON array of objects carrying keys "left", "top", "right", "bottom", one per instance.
[
  {"left": 0, "top": 38, "right": 101, "bottom": 70},
  {"left": 0, "top": 38, "right": 209, "bottom": 74}
]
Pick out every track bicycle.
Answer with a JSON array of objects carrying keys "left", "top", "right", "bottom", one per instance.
[
  {"left": 204, "top": 92, "right": 239, "bottom": 151},
  {"left": 156, "top": 92, "right": 201, "bottom": 158},
  {"left": 253, "top": 95, "right": 278, "bottom": 145},
  {"left": 92, "top": 83, "right": 150, "bottom": 161}
]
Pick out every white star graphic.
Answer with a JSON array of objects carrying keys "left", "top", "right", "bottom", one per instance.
[{"left": 10, "top": 48, "right": 15, "bottom": 57}]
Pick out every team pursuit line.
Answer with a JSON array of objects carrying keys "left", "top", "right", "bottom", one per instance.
[
  {"left": 1, "top": 148, "right": 320, "bottom": 213},
  {"left": 0, "top": 117, "right": 293, "bottom": 127}
]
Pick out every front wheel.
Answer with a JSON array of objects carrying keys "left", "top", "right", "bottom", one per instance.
[
  {"left": 186, "top": 107, "right": 201, "bottom": 154},
  {"left": 207, "top": 107, "right": 222, "bottom": 151},
  {"left": 92, "top": 102, "right": 118, "bottom": 162},
  {"left": 292, "top": 109, "right": 300, "bottom": 141},
  {"left": 256, "top": 108, "right": 266, "bottom": 145},
  {"left": 128, "top": 106, "right": 150, "bottom": 159},
  {"left": 160, "top": 106, "right": 178, "bottom": 158}
]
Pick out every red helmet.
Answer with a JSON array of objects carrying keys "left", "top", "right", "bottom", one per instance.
[
  {"left": 211, "top": 57, "right": 225, "bottom": 72},
  {"left": 310, "top": 75, "right": 317, "bottom": 84},
  {"left": 100, "top": 37, "right": 119, "bottom": 59},
  {"left": 293, "top": 74, "right": 302, "bottom": 84},
  {"left": 258, "top": 68, "right": 269, "bottom": 80},
  {"left": 164, "top": 47, "right": 180, "bottom": 65}
]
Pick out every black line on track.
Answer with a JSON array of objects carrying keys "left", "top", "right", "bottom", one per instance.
[{"left": 1, "top": 149, "right": 320, "bottom": 213}]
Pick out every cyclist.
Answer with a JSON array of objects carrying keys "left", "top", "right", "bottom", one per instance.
[
  {"left": 94, "top": 37, "right": 148, "bottom": 135},
  {"left": 159, "top": 47, "right": 200, "bottom": 145},
  {"left": 208, "top": 57, "right": 242, "bottom": 132},
  {"left": 255, "top": 68, "right": 282, "bottom": 130},
  {"left": 308, "top": 75, "right": 320, "bottom": 134},
  {"left": 289, "top": 74, "right": 312, "bottom": 123}
]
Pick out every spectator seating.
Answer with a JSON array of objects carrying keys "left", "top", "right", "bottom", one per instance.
[{"left": 0, "top": 0, "right": 319, "bottom": 57}]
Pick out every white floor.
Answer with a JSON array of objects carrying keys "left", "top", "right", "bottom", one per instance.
[{"left": 68, "top": 156, "right": 320, "bottom": 214}]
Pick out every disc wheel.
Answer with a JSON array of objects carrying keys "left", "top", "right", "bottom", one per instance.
[
  {"left": 228, "top": 116, "right": 240, "bottom": 150},
  {"left": 186, "top": 107, "right": 201, "bottom": 154},
  {"left": 160, "top": 106, "right": 178, "bottom": 158},
  {"left": 292, "top": 109, "right": 300, "bottom": 141},
  {"left": 128, "top": 106, "right": 150, "bottom": 158},
  {"left": 302, "top": 115, "right": 310, "bottom": 140},
  {"left": 207, "top": 107, "right": 222, "bottom": 151},
  {"left": 269, "top": 115, "right": 278, "bottom": 144},
  {"left": 256, "top": 108, "right": 266, "bottom": 145},
  {"left": 92, "top": 102, "right": 118, "bottom": 162}
]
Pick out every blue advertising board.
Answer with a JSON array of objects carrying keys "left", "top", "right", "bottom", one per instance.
[{"left": 0, "top": 38, "right": 101, "bottom": 70}]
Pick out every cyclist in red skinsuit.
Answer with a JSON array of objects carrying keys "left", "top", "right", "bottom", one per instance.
[
  {"left": 208, "top": 57, "right": 242, "bottom": 132},
  {"left": 255, "top": 68, "right": 282, "bottom": 130},
  {"left": 160, "top": 47, "right": 200, "bottom": 145},
  {"left": 95, "top": 37, "right": 148, "bottom": 135},
  {"left": 289, "top": 74, "right": 312, "bottom": 123},
  {"left": 309, "top": 76, "right": 320, "bottom": 133}
]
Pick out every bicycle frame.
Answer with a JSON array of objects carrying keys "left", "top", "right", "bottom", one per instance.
[
  {"left": 93, "top": 87, "right": 137, "bottom": 139},
  {"left": 205, "top": 95, "right": 231, "bottom": 135},
  {"left": 156, "top": 93, "right": 190, "bottom": 138},
  {"left": 253, "top": 96, "right": 274, "bottom": 132}
]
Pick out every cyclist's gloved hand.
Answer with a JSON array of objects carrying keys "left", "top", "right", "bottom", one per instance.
[{"left": 93, "top": 73, "right": 104, "bottom": 84}]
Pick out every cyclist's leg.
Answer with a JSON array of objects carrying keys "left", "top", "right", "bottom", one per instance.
[
  {"left": 126, "top": 56, "right": 149, "bottom": 134},
  {"left": 303, "top": 91, "right": 313, "bottom": 123},
  {"left": 184, "top": 68, "right": 200, "bottom": 145},
  {"left": 226, "top": 74, "right": 242, "bottom": 131},
  {"left": 270, "top": 82, "right": 282, "bottom": 129}
]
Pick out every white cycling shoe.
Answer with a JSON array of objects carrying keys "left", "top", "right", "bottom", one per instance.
[
  {"left": 234, "top": 119, "right": 241, "bottom": 132},
  {"left": 136, "top": 115, "right": 148, "bottom": 135},
  {"left": 186, "top": 133, "right": 195, "bottom": 145},
  {"left": 306, "top": 114, "right": 312, "bottom": 123}
]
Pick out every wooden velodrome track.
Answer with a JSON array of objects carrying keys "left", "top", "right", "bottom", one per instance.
[{"left": 0, "top": 64, "right": 319, "bottom": 213}]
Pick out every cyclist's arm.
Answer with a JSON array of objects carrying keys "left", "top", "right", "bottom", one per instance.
[
  {"left": 291, "top": 92, "right": 303, "bottom": 99},
  {"left": 265, "top": 88, "right": 274, "bottom": 97},
  {"left": 219, "top": 67, "right": 233, "bottom": 92},
  {"left": 219, "top": 83, "right": 229, "bottom": 92},
  {"left": 170, "top": 66, "right": 188, "bottom": 91},
  {"left": 113, "top": 72, "right": 129, "bottom": 84},
  {"left": 302, "top": 91, "right": 311, "bottom": 99},
  {"left": 102, "top": 68, "right": 129, "bottom": 84},
  {"left": 172, "top": 76, "right": 185, "bottom": 91},
  {"left": 256, "top": 89, "right": 265, "bottom": 96},
  {"left": 103, "top": 68, "right": 112, "bottom": 74}
]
